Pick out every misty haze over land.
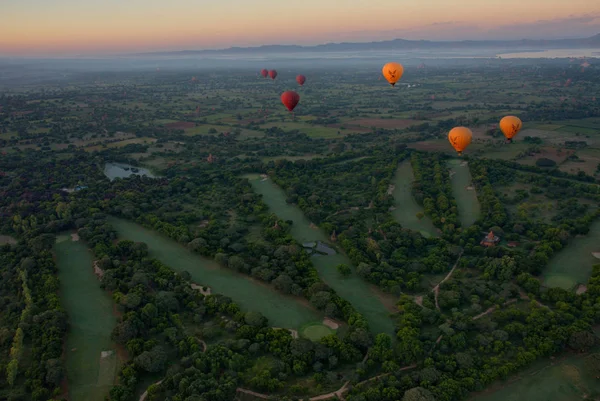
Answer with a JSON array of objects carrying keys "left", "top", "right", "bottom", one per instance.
[{"left": 0, "top": 34, "right": 598, "bottom": 87}]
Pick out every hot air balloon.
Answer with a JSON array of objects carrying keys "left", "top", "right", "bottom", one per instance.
[
  {"left": 296, "top": 75, "right": 306, "bottom": 86},
  {"left": 448, "top": 127, "right": 472, "bottom": 156},
  {"left": 382, "top": 62, "right": 404, "bottom": 86},
  {"left": 260, "top": 69, "right": 268, "bottom": 78},
  {"left": 499, "top": 116, "right": 522, "bottom": 143},
  {"left": 281, "top": 91, "right": 300, "bottom": 112},
  {"left": 268, "top": 70, "right": 278, "bottom": 80}
]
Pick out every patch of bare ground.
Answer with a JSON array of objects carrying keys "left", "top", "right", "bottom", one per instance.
[
  {"left": 71, "top": 233, "right": 80, "bottom": 241},
  {"left": 408, "top": 141, "right": 451, "bottom": 152},
  {"left": 323, "top": 318, "right": 340, "bottom": 330},
  {"left": 386, "top": 184, "right": 395, "bottom": 195},
  {"left": 414, "top": 295, "right": 423, "bottom": 307},
  {"left": 577, "top": 284, "right": 588, "bottom": 295},
  {"left": 236, "top": 388, "right": 271, "bottom": 399},
  {"left": 309, "top": 223, "right": 319, "bottom": 230},
  {"left": 92, "top": 260, "right": 104, "bottom": 279},
  {"left": 139, "top": 380, "right": 163, "bottom": 401},
  {"left": 519, "top": 147, "right": 575, "bottom": 166},
  {"left": 164, "top": 121, "right": 196, "bottom": 129},
  {"left": 349, "top": 118, "right": 421, "bottom": 129},
  {"left": 190, "top": 283, "right": 211, "bottom": 296}
]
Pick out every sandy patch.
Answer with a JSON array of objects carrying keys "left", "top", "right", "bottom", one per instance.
[
  {"left": 387, "top": 184, "right": 395, "bottom": 195},
  {"left": 93, "top": 261, "right": 104, "bottom": 279},
  {"left": 71, "top": 233, "right": 80, "bottom": 241},
  {"left": 309, "top": 223, "right": 319, "bottom": 230},
  {"left": 323, "top": 318, "right": 340, "bottom": 330},
  {"left": 466, "top": 186, "right": 474, "bottom": 190},
  {"left": 592, "top": 252, "right": 600, "bottom": 260},
  {"left": 274, "top": 327, "right": 299, "bottom": 339},
  {"left": 100, "top": 350, "right": 114, "bottom": 359},
  {"left": 576, "top": 284, "right": 588, "bottom": 295},
  {"left": 414, "top": 295, "right": 423, "bottom": 307},
  {"left": 0, "top": 235, "right": 17, "bottom": 245},
  {"left": 191, "top": 283, "right": 212, "bottom": 296}
]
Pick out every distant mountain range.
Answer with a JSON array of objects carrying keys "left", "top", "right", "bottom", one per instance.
[{"left": 130, "top": 34, "right": 600, "bottom": 56}]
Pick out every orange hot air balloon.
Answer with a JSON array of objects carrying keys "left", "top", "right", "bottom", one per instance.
[
  {"left": 499, "top": 116, "right": 523, "bottom": 143},
  {"left": 382, "top": 62, "right": 404, "bottom": 86},
  {"left": 281, "top": 91, "right": 300, "bottom": 112},
  {"left": 260, "top": 69, "right": 268, "bottom": 78},
  {"left": 296, "top": 75, "right": 306, "bottom": 86},
  {"left": 448, "top": 127, "right": 472, "bottom": 155},
  {"left": 268, "top": 70, "right": 278, "bottom": 80}
]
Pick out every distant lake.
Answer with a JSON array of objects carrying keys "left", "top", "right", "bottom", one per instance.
[
  {"left": 103, "top": 162, "right": 155, "bottom": 181},
  {"left": 497, "top": 48, "right": 600, "bottom": 59}
]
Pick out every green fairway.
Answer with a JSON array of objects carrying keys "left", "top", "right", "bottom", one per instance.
[
  {"left": 472, "top": 351, "right": 600, "bottom": 401},
  {"left": 300, "top": 323, "right": 335, "bottom": 341},
  {"left": 108, "top": 217, "right": 322, "bottom": 330},
  {"left": 448, "top": 159, "right": 481, "bottom": 227},
  {"left": 54, "top": 235, "right": 118, "bottom": 401},
  {"left": 391, "top": 161, "right": 439, "bottom": 237},
  {"left": 244, "top": 174, "right": 396, "bottom": 337},
  {"left": 543, "top": 220, "right": 600, "bottom": 289}
]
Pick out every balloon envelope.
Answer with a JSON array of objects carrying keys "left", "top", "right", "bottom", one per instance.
[
  {"left": 281, "top": 91, "right": 300, "bottom": 112},
  {"left": 296, "top": 75, "right": 306, "bottom": 86},
  {"left": 382, "top": 62, "right": 404, "bottom": 86},
  {"left": 260, "top": 69, "right": 268, "bottom": 78},
  {"left": 268, "top": 70, "right": 278, "bottom": 80},
  {"left": 499, "top": 116, "right": 523, "bottom": 140},
  {"left": 448, "top": 127, "right": 472, "bottom": 154}
]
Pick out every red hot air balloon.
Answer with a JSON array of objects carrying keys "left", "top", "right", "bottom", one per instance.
[
  {"left": 281, "top": 91, "right": 300, "bottom": 112},
  {"left": 260, "top": 69, "right": 268, "bottom": 78},
  {"left": 268, "top": 70, "right": 278, "bottom": 80},
  {"left": 296, "top": 75, "right": 306, "bottom": 86}
]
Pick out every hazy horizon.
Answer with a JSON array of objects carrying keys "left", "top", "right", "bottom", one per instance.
[{"left": 1, "top": 0, "right": 600, "bottom": 57}]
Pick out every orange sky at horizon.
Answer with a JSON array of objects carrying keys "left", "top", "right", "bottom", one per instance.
[{"left": 1, "top": 0, "right": 600, "bottom": 55}]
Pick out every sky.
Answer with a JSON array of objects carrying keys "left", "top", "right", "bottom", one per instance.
[{"left": 1, "top": 0, "right": 600, "bottom": 56}]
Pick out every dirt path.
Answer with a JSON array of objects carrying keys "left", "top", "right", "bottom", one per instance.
[
  {"left": 237, "top": 388, "right": 271, "bottom": 399},
  {"left": 432, "top": 250, "right": 464, "bottom": 311},
  {"left": 139, "top": 380, "right": 163, "bottom": 401},
  {"left": 518, "top": 289, "right": 550, "bottom": 309}
]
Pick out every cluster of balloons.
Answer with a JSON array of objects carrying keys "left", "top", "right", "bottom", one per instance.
[
  {"left": 263, "top": 61, "right": 524, "bottom": 155},
  {"left": 448, "top": 116, "right": 523, "bottom": 155},
  {"left": 259, "top": 69, "right": 307, "bottom": 112}
]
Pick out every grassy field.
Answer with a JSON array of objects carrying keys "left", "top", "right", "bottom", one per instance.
[
  {"left": 472, "top": 351, "right": 600, "bottom": 401},
  {"left": 448, "top": 159, "right": 481, "bottom": 227},
  {"left": 300, "top": 323, "right": 335, "bottom": 341},
  {"left": 108, "top": 217, "right": 322, "bottom": 330},
  {"left": 391, "top": 161, "right": 439, "bottom": 237},
  {"left": 543, "top": 220, "right": 600, "bottom": 290},
  {"left": 244, "top": 175, "right": 396, "bottom": 337},
  {"left": 54, "top": 234, "right": 118, "bottom": 401}
]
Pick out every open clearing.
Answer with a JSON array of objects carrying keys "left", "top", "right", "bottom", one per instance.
[
  {"left": 390, "top": 160, "right": 439, "bottom": 237},
  {"left": 543, "top": 220, "right": 600, "bottom": 290},
  {"left": 471, "top": 351, "right": 600, "bottom": 401},
  {"left": 55, "top": 234, "right": 118, "bottom": 401},
  {"left": 448, "top": 159, "right": 481, "bottom": 227},
  {"left": 300, "top": 323, "right": 335, "bottom": 341}
]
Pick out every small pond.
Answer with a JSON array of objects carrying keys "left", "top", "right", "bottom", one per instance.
[{"left": 103, "top": 162, "right": 155, "bottom": 181}]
